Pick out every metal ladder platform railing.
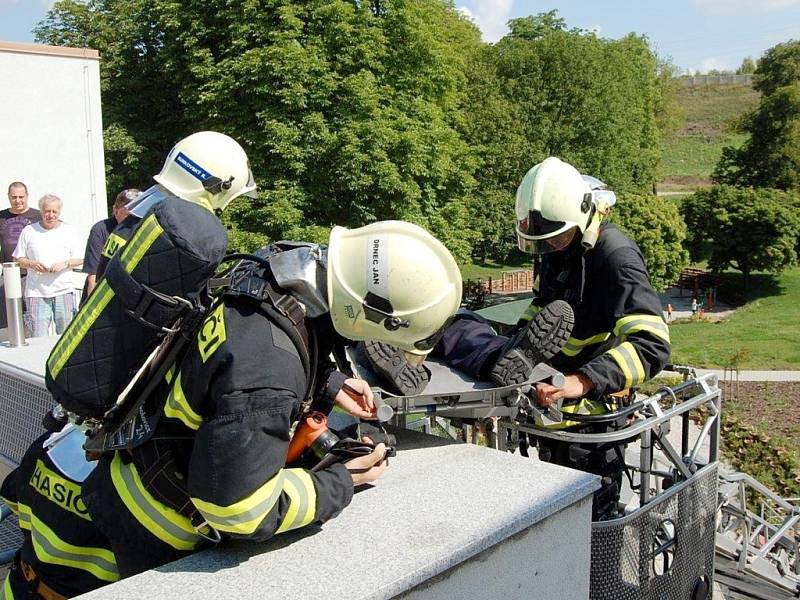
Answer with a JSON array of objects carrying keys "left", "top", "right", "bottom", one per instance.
[{"left": 715, "top": 472, "right": 800, "bottom": 599}]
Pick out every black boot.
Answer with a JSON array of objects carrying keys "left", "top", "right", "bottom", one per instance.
[
  {"left": 362, "top": 340, "right": 430, "bottom": 396},
  {"left": 490, "top": 300, "right": 574, "bottom": 386}
]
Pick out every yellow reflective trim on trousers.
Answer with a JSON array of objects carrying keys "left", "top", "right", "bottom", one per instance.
[
  {"left": 614, "top": 314, "right": 670, "bottom": 343},
  {"left": 561, "top": 332, "right": 611, "bottom": 357},
  {"left": 110, "top": 453, "right": 200, "bottom": 551},
  {"left": 163, "top": 371, "right": 202, "bottom": 430},
  {"left": 192, "top": 471, "right": 285, "bottom": 535},
  {"left": 519, "top": 303, "right": 541, "bottom": 322},
  {"left": 608, "top": 342, "right": 645, "bottom": 388},
  {"left": 0, "top": 495, "right": 17, "bottom": 515},
  {"left": 275, "top": 470, "right": 316, "bottom": 535},
  {"left": 1, "top": 572, "right": 13, "bottom": 600},
  {"left": 48, "top": 215, "right": 164, "bottom": 378},
  {"left": 28, "top": 512, "right": 119, "bottom": 582}
]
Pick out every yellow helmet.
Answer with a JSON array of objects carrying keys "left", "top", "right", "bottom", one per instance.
[
  {"left": 153, "top": 131, "right": 257, "bottom": 212},
  {"left": 327, "top": 221, "right": 462, "bottom": 355},
  {"left": 515, "top": 157, "right": 593, "bottom": 254}
]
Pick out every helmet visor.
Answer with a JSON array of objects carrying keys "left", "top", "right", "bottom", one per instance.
[
  {"left": 518, "top": 210, "right": 566, "bottom": 238},
  {"left": 517, "top": 226, "right": 579, "bottom": 255}
]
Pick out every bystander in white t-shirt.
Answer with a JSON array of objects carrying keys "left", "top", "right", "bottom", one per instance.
[{"left": 13, "top": 222, "right": 83, "bottom": 297}]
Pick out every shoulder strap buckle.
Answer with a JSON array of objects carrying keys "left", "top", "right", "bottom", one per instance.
[
  {"left": 273, "top": 292, "right": 305, "bottom": 327},
  {"left": 125, "top": 286, "right": 194, "bottom": 333}
]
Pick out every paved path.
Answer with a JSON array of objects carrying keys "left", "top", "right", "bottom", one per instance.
[
  {"left": 659, "top": 286, "right": 734, "bottom": 321},
  {"left": 676, "top": 368, "right": 800, "bottom": 382}
]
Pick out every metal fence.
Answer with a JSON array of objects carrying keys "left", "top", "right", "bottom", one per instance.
[{"left": 680, "top": 74, "right": 753, "bottom": 87}]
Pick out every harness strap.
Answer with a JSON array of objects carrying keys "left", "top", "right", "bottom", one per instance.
[
  {"left": 105, "top": 259, "right": 191, "bottom": 332},
  {"left": 130, "top": 443, "right": 197, "bottom": 519}
]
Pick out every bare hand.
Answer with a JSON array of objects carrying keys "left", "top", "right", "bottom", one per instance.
[
  {"left": 29, "top": 261, "right": 47, "bottom": 273},
  {"left": 334, "top": 378, "right": 376, "bottom": 419},
  {"left": 534, "top": 374, "right": 595, "bottom": 407},
  {"left": 347, "top": 439, "right": 387, "bottom": 486},
  {"left": 49, "top": 261, "right": 66, "bottom": 273}
]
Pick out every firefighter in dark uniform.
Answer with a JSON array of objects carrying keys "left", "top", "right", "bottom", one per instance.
[
  {"left": 79, "top": 218, "right": 462, "bottom": 579},
  {"left": 478, "top": 158, "right": 670, "bottom": 519},
  {"left": 0, "top": 427, "right": 119, "bottom": 599},
  {"left": 372, "top": 157, "right": 670, "bottom": 520},
  {"left": 516, "top": 160, "right": 670, "bottom": 520},
  {"left": 7, "top": 130, "right": 462, "bottom": 595}
]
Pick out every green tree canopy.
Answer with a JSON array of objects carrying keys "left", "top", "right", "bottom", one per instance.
[
  {"left": 737, "top": 57, "right": 757, "bottom": 75},
  {"left": 681, "top": 186, "right": 800, "bottom": 287},
  {"left": 485, "top": 14, "right": 665, "bottom": 194},
  {"left": 609, "top": 193, "right": 689, "bottom": 291},
  {"left": 713, "top": 40, "right": 800, "bottom": 190},
  {"left": 36, "top": 0, "right": 483, "bottom": 260},
  {"left": 456, "top": 11, "right": 670, "bottom": 261}
]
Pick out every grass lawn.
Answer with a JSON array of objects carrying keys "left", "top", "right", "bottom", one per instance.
[
  {"left": 459, "top": 251, "right": 530, "bottom": 281},
  {"left": 659, "top": 84, "right": 759, "bottom": 192},
  {"left": 660, "top": 132, "right": 748, "bottom": 182},
  {"left": 669, "top": 268, "right": 800, "bottom": 369}
]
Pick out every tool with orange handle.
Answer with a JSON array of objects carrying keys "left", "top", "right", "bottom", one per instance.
[
  {"left": 286, "top": 410, "right": 396, "bottom": 468},
  {"left": 285, "top": 412, "right": 339, "bottom": 464}
]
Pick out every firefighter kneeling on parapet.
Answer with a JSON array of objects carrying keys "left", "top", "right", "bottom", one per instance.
[{"left": 0, "top": 131, "right": 462, "bottom": 598}]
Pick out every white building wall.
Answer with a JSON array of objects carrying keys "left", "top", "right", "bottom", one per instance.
[{"left": 0, "top": 41, "right": 107, "bottom": 250}]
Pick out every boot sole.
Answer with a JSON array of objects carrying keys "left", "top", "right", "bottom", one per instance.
[
  {"left": 363, "top": 341, "right": 430, "bottom": 396},
  {"left": 491, "top": 300, "right": 575, "bottom": 385}
]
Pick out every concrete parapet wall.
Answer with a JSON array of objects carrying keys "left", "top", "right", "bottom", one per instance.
[{"left": 0, "top": 337, "right": 599, "bottom": 600}]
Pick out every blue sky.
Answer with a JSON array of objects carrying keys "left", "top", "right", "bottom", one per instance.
[{"left": 2, "top": 0, "right": 800, "bottom": 73}]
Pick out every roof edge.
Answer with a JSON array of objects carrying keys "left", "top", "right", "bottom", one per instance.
[{"left": 0, "top": 40, "right": 99, "bottom": 60}]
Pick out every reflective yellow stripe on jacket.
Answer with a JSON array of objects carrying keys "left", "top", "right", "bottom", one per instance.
[
  {"left": 535, "top": 397, "right": 620, "bottom": 430},
  {"left": 608, "top": 341, "right": 646, "bottom": 388},
  {"left": 613, "top": 314, "right": 670, "bottom": 344},
  {"left": 191, "top": 469, "right": 316, "bottom": 536},
  {"left": 561, "top": 332, "right": 611, "bottom": 357},
  {"left": 0, "top": 495, "right": 18, "bottom": 515},
  {"left": 48, "top": 215, "right": 164, "bottom": 378},
  {"left": 16, "top": 503, "right": 119, "bottom": 582},
  {"left": 110, "top": 453, "right": 202, "bottom": 551},
  {"left": 1, "top": 572, "right": 13, "bottom": 600},
  {"left": 163, "top": 367, "right": 202, "bottom": 430}
]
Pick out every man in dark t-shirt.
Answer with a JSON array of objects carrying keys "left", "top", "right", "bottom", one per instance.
[
  {"left": 0, "top": 181, "right": 40, "bottom": 328},
  {"left": 82, "top": 188, "right": 138, "bottom": 297},
  {"left": 1, "top": 182, "right": 40, "bottom": 261}
]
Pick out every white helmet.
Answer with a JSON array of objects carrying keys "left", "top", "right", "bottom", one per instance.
[
  {"left": 515, "top": 157, "right": 596, "bottom": 254},
  {"left": 327, "top": 221, "right": 462, "bottom": 355},
  {"left": 152, "top": 131, "right": 257, "bottom": 212}
]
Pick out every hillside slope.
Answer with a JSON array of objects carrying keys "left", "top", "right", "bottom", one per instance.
[{"left": 659, "top": 84, "right": 760, "bottom": 192}]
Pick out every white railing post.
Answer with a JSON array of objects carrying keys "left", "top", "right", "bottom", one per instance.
[{"left": 3, "top": 262, "right": 26, "bottom": 346}]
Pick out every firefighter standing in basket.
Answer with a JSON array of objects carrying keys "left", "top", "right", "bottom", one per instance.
[
  {"left": 368, "top": 157, "right": 670, "bottom": 521},
  {"left": 512, "top": 158, "right": 670, "bottom": 520}
]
